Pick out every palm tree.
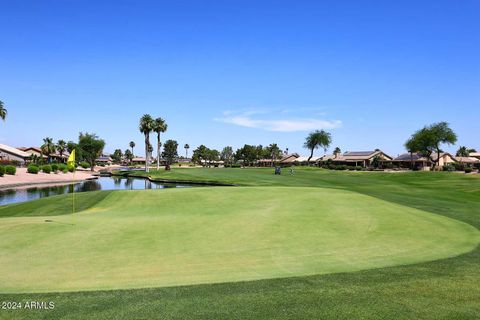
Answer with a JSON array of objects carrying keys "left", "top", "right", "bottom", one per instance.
[
  {"left": 139, "top": 114, "right": 155, "bottom": 172},
  {"left": 41, "top": 137, "right": 55, "bottom": 163},
  {"left": 405, "top": 137, "right": 419, "bottom": 170},
  {"left": 0, "top": 100, "right": 7, "bottom": 121},
  {"left": 153, "top": 117, "right": 168, "bottom": 170},
  {"left": 456, "top": 146, "right": 470, "bottom": 167},
  {"left": 129, "top": 141, "right": 135, "bottom": 156},
  {"left": 333, "top": 147, "right": 341, "bottom": 156},
  {"left": 304, "top": 130, "right": 332, "bottom": 164},
  {"left": 456, "top": 146, "right": 470, "bottom": 157},
  {"left": 56, "top": 140, "right": 67, "bottom": 163},
  {"left": 184, "top": 144, "right": 190, "bottom": 159}
]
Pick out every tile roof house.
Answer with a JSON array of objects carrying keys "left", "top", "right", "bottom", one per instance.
[
  {"left": 453, "top": 156, "right": 480, "bottom": 165},
  {"left": 468, "top": 152, "right": 480, "bottom": 160},
  {"left": 0, "top": 143, "right": 31, "bottom": 165},
  {"left": 279, "top": 153, "right": 300, "bottom": 164},
  {"left": 391, "top": 152, "right": 432, "bottom": 170},
  {"left": 322, "top": 150, "right": 392, "bottom": 167},
  {"left": 391, "top": 152, "right": 458, "bottom": 170},
  {"left": 18, "top": 147, "right": 69, "bottom": 162}
]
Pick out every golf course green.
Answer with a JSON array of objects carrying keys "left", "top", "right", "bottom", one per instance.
[{"left": 0, "top": 186, "right": 478, "bottom": 293}]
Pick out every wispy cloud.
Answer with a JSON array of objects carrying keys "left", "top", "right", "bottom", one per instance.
[{"left": 214, "top": 109, "right": 342, "bottom": 132}]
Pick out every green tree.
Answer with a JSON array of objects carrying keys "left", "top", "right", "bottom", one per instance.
[
  {"left": 220, "top": 146, "right": 233, "bottom": 165},
  {"left": 265, "top": 143, "right": 282, "bottom": 166},
  {"left": 408, "top": 122, "right": 457, "bottom": 169},
  {"left": 234, "top": 144, "right": 258, "bottom": 167},
  {"left": 404, "top": 137, "right": 419, "bottom": 170},
  {"left": 124, "top": 149, "right": 133, "bottom": 163},
  {"left": 67, "top": 141, "right": 77, "bottom": 154},
  {"left": 153, "top": 117, "right": 168, "bottom": 170},
  {"left": 129, "top": 141, "right": 135, "bottom": 156},
  {"left": 304, "top": 130, "right": 332, "bottom": 164},
  {"left": 206, "top": 149, "right": 220, "bottom": 167},
  {"left": 56, "top": 140, "right": 67, "bottom": 162},
  {"left": 162, "top": 139, "right": 178, "bottom": 167},
  {"left": 456, "top": 146, "right": 470, "bottom": 157},
  {"left": 139, "top": 114, "right": 155, "bottom": 172},
  {"left": 0, "top": 100, "right": 7, "bottom": 121},
  {"left": 66, "top": 141, "right": 79, "bottom": 161},
  {"left": 184, "top": 143, "right": 190, "bottom": 159},
  {"left": 41, "top": 137, "right": 55, "bottom": 163},
  {"left": 192, "top": 145, "right": 209, "bottom": 166},
  {"left": 112, "top": 149, "right": 123, "bottom": 164},
  {"left": 78, "top": 132, "right": 105, "bottom": 171},
  {"left": 333, "top": 147, "right": 341, "bottom": 155}
]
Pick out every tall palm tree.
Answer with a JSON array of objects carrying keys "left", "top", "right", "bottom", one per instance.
[
  {"left": 456, "top": 146, "right": 469, "bottom": 157},
  {"left": 153, "top": 117, "right": 168, "bottom": 170},
  {"left": 333, "top": 147, "right": 341, "bottom": 156},
  {"left": 129, "top": 141, "right": 135, "bottom": 156},
  {"left": 304, "top": 130, "right": 332, "bottom": 164},
  {"left": 56, "top": 140, "right": 67, "bottom": 163},
  {"left": 456, "top": 146, "right": 470, "bottom": 167},
  {"left": 41, "top": 137, "right": 55, "bottom": 163},
  {"left": 139, "top": 114, "right": 155, "bottom": 172},
  {"left": 0, "top": 100, "right": 7, "bottom": 121},
  {"left": 184, "top": 144, "right": 190, "bottom": 159}
]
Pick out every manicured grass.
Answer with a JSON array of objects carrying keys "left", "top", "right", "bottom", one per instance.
[
  {"left": 1, "top": 187, "right": 477, "bottom": 293},
  {"left": 1, "top": 168, "right": 479, "bottom": 319}
]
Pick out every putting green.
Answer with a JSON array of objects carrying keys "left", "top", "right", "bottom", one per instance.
[{"left": 0, "top": 187, "right": 478, "bottom": 293}]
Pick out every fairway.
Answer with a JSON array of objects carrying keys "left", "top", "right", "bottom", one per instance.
[{"left": 0, "top": 186, "right": 478, "bottom": 293}]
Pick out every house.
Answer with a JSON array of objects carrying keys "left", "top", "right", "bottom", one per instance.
[
  {"left": 0, "top": 143, "right": 31, "bottom": 165},
  {"left": 18, "top": 147, "right": 44, "bottom": 158},
  {"left": 390, "top": 152, "right": 457, "bottom": 171},
  {"left": 322, "top": 150, "right": 393, "bottom": 167},
  {"left": 294, "top": 156, "right": 322, "bottom": 164},
  {"left": 431, "top": 152, "right": 456, "bottom": 168},
  {"left": 95, "top": 156, "right": 113, "bottom": 165},
  {"left": 453, "top": 156, "right": 480, "bottom": 166},
  {"left": 391, "top": 153, "right": 432, "bottom": 170},
  {"left": 469, "top": 152, "right": 480, "bottom": 160},
  {"left": 278, "top": 153, "right": 300, "bottom": 165},
  {"left": 131, "top": 157, "right": 147, "bottom": 164},
  {"left": 18, "top": 147, "right": 68, "bottom": 163}
]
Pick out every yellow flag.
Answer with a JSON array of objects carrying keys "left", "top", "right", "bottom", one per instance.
[{"left": 67, "top": 149, "right": 75, "bottom": 167}]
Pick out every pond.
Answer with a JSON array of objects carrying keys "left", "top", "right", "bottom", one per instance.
[{"left": 0, "top": 176, "right": 192, "bottom": 206}]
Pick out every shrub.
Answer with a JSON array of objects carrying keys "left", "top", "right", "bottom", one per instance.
[
  {"left": 42, "top": 165, "right": 52, "bottom": 174},
  {"left": 5, "top": 165, "right": 16, "bottom": 175},
  {"left": 58, "top": 164, "right": 67, "bottom": 172},
  {"left": 346, "top": 166, "right": 356, "bottom": 170},
  {"left": 230, "top": 163, "right": 241, "bottom": 168},
  {"left": 0, "top": 166, "right": 4, "bottom": 177},
  {"left": 384, "top": 163, "right": 394, "bottom": 169},
  {"left": 443, "top": 164, "right": 455, "bottom": 172},
  {"left": 465, "top": 167, "right": 473, "bottom": 174},
  {"left": 328, "top": 164, "right": 336, "bottom": 170},
  {"left": 68, "top": 165, "right": 75, "bottom": 172},
  {"left": 355, "top": 166, "right": 362, "bottom": 171},
  {"left": 27, "top": 165, "right": 39, "bottom": 174},
  {"left": 80, "top": 161, "right": 90, "bottom": 169},
  {"left": 51, "top": 164, "right": 59, "bottom": 172}
]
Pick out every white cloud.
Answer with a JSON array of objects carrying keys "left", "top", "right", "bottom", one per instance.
[{"left": 214, "top": 112, "right": 342, "bottom": 132}]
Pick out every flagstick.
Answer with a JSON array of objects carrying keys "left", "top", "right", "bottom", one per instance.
[{"left": 72, "top": 169, "right": 76, "bottom": 225}]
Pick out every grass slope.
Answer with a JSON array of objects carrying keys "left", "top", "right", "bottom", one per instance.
[
  {"left": 1, "top": 187, "right": 477, "bottom": 293},
  {"left": 1, "top": 168, "right": 479, "bottom": 319}
]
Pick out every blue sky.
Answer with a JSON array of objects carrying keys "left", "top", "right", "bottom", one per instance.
[{"left": 0, "top": 0, "right": 478, "bottom": 157}]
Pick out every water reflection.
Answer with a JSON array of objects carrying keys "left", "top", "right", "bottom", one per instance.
[{"left": 0, "top": 177, "right": 191, "bottom": 206}]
